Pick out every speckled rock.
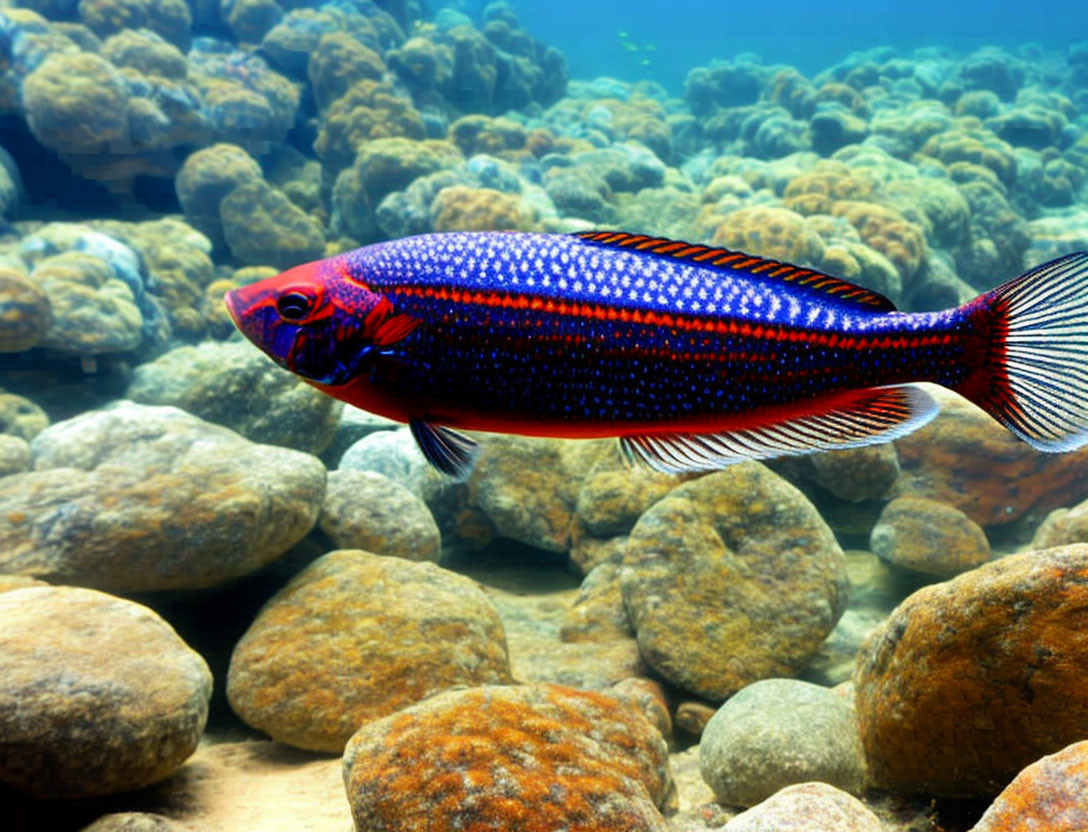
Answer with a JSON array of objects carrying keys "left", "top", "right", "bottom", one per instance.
[
  {"left": 971, "top": 740, "right": 1088, "bottom": 832},
  {"left": 0, "top": 268, "right": 52, "bottom": 352},
  {"left": 342, "top": 683, "right": 671, "bottom": 832},
  {"left": 468, "top": 435, "right": 578, "bottom": 553},
  {"left": 610, "top": 677, "right": 671, "bottom": 741},
  {"left": 0, "top": 586, "right": 211, "bottom": 798},
  {"left": 722, "top": 783, "right": 882, "bottom": 832},
  {"left": 219, "top": 179, "right": 325, "bottom": 269},
  {"left": 699, "top": 678, "right": 868, "bottom": 807},
  {"left": 126, "top": 340, "right": 342, "bottom": 454},
  {"left": 79, "top": 813, "right": 197, "bottom": 832},
  {"left": 227, "top": 550, "right": 511, "bottom": 752},
  {"left": 622, "top": 464, "right": 848, "bottom": 700},
  {"left": 855, "top": 544, "right": 1088, "bottom": 797},
  {"left": 1030, "top": 496, "right": 1088, "bottom": 549},
  {"left": 0, "top": 392, "right": 48, "bottom": 440},
  {"left": 318, "top": 470, "right": 441, "bottom": 561},
  {"left": 893, "top": 386, "right": 1088, "bottom": 526},
  {"left": 0, "top": 434, "right": 31, "bottom": 476},
  {"left": 675, "top": 702, "right": 716, "bottom": 737},
  {"left": 0, "top": 402, "right": 325, "bottom": 592},
  {"left": 870, "top": 496, "right": 990, "bottom": 577}
]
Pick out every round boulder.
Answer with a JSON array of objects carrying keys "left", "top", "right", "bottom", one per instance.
[
  {"left": 0, "top": 402, "right": 326, "bottom": 592},
  {"left": 227, "top": 550, "right": 512, "bottom": 752},
  {"left": 855, "top": 544, "right": 1088, "bottom": 796},
  {"left": 219, "top": 179, "right": 325, "bottom": 269},
  {"left": 869, "top": 496, "right": 991, "bottom": 577},
  {"left": 318, "top": 470, "right": 441, "bottom": 561},
  {"left": 622, "top": 464, "right": 848, "bottom": 700},
  {"left": 699, "top": 678, "right": 868, "bottom": 807},
  {"left": 0, "top": 586, "right": 211, "bottom": 798},
  {"left": 343, "top": 684, "right": 671, "bottom": 831}
]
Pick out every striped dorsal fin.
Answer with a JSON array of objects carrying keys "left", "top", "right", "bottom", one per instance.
[{"left": 573, "top": 230, "right": 897, "bottom": 312}]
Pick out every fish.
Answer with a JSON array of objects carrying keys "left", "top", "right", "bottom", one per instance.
[{"left": 224, "top": 230, "right": 1088, "bottom": 478}]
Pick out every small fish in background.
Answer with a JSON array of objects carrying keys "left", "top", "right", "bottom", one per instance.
[{"left": 225, "top": 231, "right": 1088, "bottom": 478}]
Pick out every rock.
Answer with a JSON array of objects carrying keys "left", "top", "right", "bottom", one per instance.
[
  {"left": 227, "top": 550, "right": 511, "bottom": 752},
  {"left": 342, "top": 684, "right": 671, "bottom": 831},
  {"left": 468, "top": 435, "right": 578, "bottom": 553},
  {"left": 0, "top": 434, "right": 31, "bottom": 476},
  {"left": 220, "top": 180, "right": 325, "bottom": 269},
  {"left": 176, "top": 144, "right": 264, "bottom": 247},
  {"left": 0, "top": 392, "right": 49, "bottom": 441},
  {"left": 971, "top": 740, "right": 1088, "bottom": 832},
  {"left": 0, "top": 574, "right": 48, "bottom": 594},
  {"left": 80, "top": 813, "right": 196, "bottom": 832},
  {"left": 318, "top": 470, "right": 441, "bottom": 561},
  {"left": 808, "top": 444, "right": 899, "bottom": 502},
  {"left": 622, "top": 465, "right": 848, "bottom": 700},
  {"left": 320, "top": 405, "right": 398, "bottom": 465},
  {"left": 0, "top": 402, "right": 325, "bottom": 592},
  {"left": 0, "top": 586, "right": 211, "bottom": 798},
  {"left": 126, "top": 340, "right": 342, "bottom": 454},
  {"left": 610, "top": 677, "right": 672, "bottom": 740},
  {"left": 0, "top": 268, "right": 52, "bottom": 352},
  {"left": 675, "top": 701, "right": 716, "bottom": 737},
  {"left": 722, "top": 783, "right": 882, "bottom": 832},
  {"left": 892, "top": 386, "right": 1088, "bottom": 526},
  {"left": 1031, "top": 496, "right": 1088, "bottom": 549},
  {"left": 855, "top": 544, "right": 1088, "bottom": 797},
  {"left": 699, "top": 678, "right": 868, "bottom": 807},
  {"left": 869, "top": 496, "right": 991, "bottom": 577},
  {"left": 560, "top": 561, "right": 634, "bottom": 642},
  {"left": 28, "top": 251, "right": 143, "bottom": 353}
]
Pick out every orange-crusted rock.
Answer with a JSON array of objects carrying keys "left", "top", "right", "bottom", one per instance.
[
  {"left": 971, "top": 740, "right": 1088, "bottom": 831},
  {"left": 622, "top": 464, "right": 848, "bottom": 701},
  {"left": 830, "top": 200, "right": 926, "bottom": 281},
  {"left": 227, "top": 550, "right": 512, "bottom": 753},
  {"left": 892, "top": 387, "right": 1088, "bottom": 526},
  {"left": 342, "top": 683, "right": 672, "bottom": 832},
  {"left": 854, "top": 544, "right": 1088, "bottom": 797},
  {"left": 782, "top": 160, "right": 875, "bottom": 216}
]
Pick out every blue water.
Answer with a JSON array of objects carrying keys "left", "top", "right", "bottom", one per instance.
[{"left": 501, "top": 0, "right": 1088, "bottom": 93}]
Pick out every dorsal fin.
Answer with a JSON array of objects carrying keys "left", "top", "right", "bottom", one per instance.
[{"left": 573, "top": 230, "right": 897, "bottom": 312}]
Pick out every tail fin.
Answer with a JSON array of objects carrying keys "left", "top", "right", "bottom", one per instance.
[{"left": 963, "top": 251, "right": 1088, "bottom": 452}]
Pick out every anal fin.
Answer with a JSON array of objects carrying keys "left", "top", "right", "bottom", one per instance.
[
  {"left": 410, "top": 420, "right": 479, "bottom": 480},
  {"left": 620, "top": 385, "right": 938, "bottom": 474}
]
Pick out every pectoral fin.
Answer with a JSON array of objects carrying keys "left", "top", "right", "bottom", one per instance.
[
  {"left": 620, "top": 385, "right": 938, "bottom": 474},
  {"left": 410, "top": 420, "right": 479, "bottom": 480}
]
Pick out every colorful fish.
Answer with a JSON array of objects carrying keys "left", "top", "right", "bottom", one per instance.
[{"left": 224, "top": 231, "right": 1088, "bottom": 478}]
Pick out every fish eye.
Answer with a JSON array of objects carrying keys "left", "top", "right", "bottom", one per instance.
[{"left": 277, "top": 291, "right": 314, "bottom": 322}]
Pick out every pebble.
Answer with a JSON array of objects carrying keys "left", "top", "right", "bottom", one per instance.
[
  {"left": 699, "top": 678, "right": 868, "bottom": 807},
  {"left": 318, "top": 469, "right": 441, "bottom": 561},
  {"left": 342, "top": 683, "right": 672, "bottom": 831},
  {"left": 0, "top": 586, "right": 211, "bottom": 798},
  {"left": 855, "top": 543, "right": 1088, "bottom": 796},
  {"left": 227, "top": 549, "right": 512, "bottom": 752},
  {"left": 622, "top": 464, "right": 848, "bottom": 700},
  {"left": 0, "top": 402, "right": 326, "bottom": 591}
]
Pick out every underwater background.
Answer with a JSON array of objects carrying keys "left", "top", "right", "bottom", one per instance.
[{"left": 2, "top": 0, "right": 1088, "bottom": 830}]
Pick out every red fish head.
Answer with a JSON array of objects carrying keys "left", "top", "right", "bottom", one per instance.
[{"left": 224, "top": 256, "right": 405, "bottom": 386}]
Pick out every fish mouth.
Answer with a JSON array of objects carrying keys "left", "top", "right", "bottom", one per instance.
[{"left": 223, "top": 289, "right": 243, "bottom": 331}]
